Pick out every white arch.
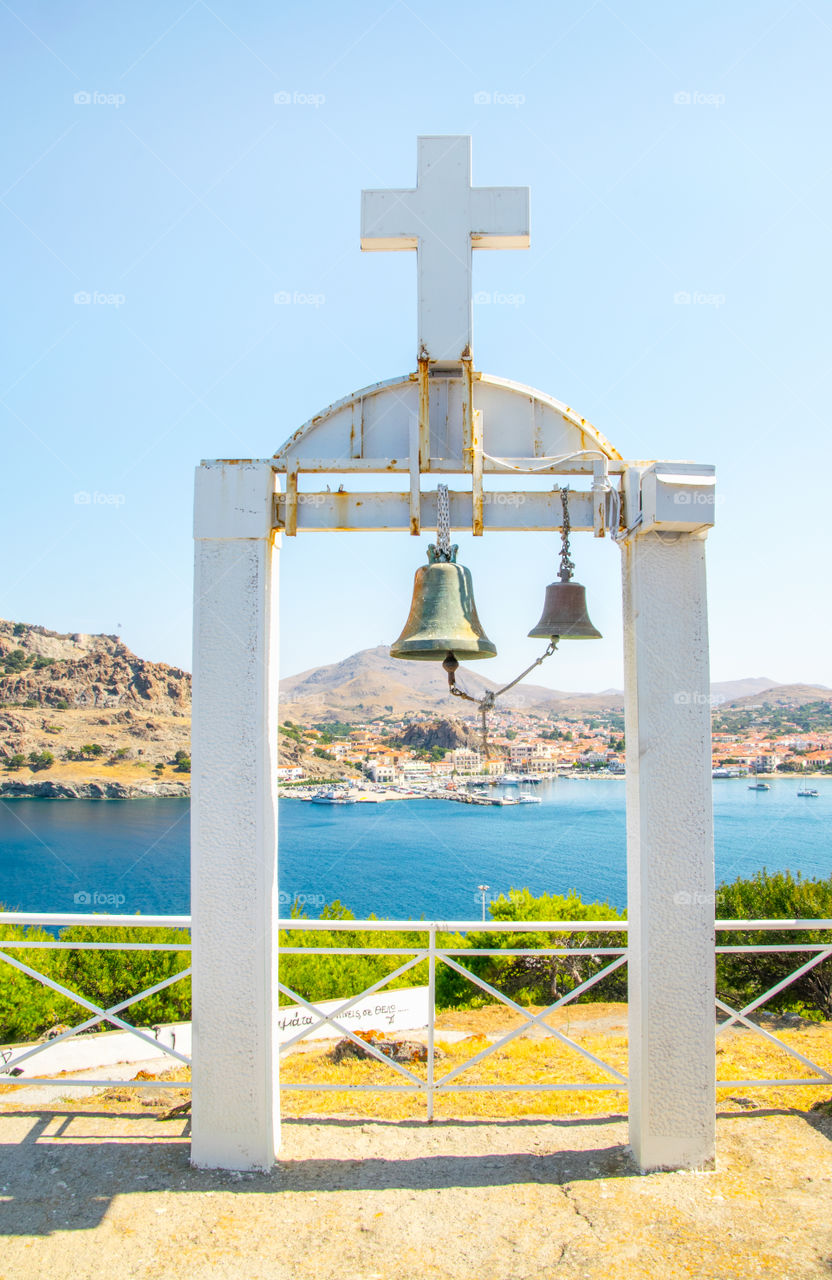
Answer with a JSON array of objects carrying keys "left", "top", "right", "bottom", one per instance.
[{"left": 274, "top": 370, "right": 621, "bottom": 472}]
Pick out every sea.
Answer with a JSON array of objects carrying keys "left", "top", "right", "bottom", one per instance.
[{"left": 0, "top": 778, "right": 830, "bottom": 920}]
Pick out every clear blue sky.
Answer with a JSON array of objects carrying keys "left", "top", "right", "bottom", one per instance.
[{"left": 2, "top": 1, "right": 830, "bottom": 691}]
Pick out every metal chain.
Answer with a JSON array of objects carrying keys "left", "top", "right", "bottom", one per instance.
[
  {"left": 436, "top": 483, "right": 451, "bottom": 557},
  {"left": 428, "top": 484, "right": 456, "bottom": 564},
  {"left": 558, "top": 485, "right": 575, "bottom": 583},
  {"left": 445, "top": 639, "right": 558, "bottom": 760}
]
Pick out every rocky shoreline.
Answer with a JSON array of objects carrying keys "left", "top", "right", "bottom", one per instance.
[{"left": 0, "top": 779, "right": 190, "bottom": 800}]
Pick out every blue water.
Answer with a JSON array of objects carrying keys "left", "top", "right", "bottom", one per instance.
[{"left": 0, "top": 779, "right": 830, "bottom": 918}]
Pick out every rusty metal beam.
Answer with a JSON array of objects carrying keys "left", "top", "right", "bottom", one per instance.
[{"left": 273, "top": 489, "right": 600, "bottom": 534}]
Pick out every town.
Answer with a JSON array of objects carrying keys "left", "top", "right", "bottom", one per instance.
[{"left": 278, "top": 696, "right": 832, "bottom": 792}]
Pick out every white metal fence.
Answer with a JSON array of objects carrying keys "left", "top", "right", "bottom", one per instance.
[{"left": 1, "top": 913, "right": 830, "bottom": 1110}]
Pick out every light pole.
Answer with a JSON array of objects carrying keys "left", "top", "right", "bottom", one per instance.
[{"left": 476, "top": 884, "right": 490, "bottom": 924}]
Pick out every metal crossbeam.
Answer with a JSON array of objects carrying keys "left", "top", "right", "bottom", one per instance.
[
  {"left": 277, "top": 970, "right": 427, "bottom": 1085},
  {"left": 436, "top": 954, "right": 628, "bottom": 1086},
  {"left": 0, "top": 948, "right": 192, "bottom": 1072},
  {"left": 715, "top": 947, "right": 832, "bottom": 1084}
]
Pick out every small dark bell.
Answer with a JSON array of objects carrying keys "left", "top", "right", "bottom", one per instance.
[
  {"left": 391, "top": 557, "right": 497, "bottom": 662},
  {"left": 528, "top": 580, "right": 602, "bottom": 640}
]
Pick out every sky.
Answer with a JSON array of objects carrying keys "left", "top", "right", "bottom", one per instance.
[{"left": 2, "top": 0, "right": 831, "bottom": 692}]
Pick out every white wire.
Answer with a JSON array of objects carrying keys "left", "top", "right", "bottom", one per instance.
[
  {"left": 482, "top": 448, "right": 629, "bottom": 540},
  {"left": 481, "top": 448, "right": 609, "bottom": 474}
]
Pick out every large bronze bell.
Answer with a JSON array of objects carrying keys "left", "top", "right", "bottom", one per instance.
[
  {"left": 391, "top": 548, "right": 497, "bottom": 662},
  {"left": 528, "top": 580, "right": 602, "bottom": 640}
]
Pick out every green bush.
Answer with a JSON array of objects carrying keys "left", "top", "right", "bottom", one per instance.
[
  {"left": 3, "top": 874, "right": 829, "bottom": 1047},
  {"left": 716, "top": 870, "right": 832, "bottom": 1019},
  {"left": 0, "top": 919, "right": 191, "bottom": 1044}
]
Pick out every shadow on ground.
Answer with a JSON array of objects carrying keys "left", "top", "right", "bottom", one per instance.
[{"left": 0, "top": 1109, "right": 640, "bottom": 1237}]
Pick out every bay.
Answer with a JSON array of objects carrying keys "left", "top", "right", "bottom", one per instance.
[{"left": 0, "top": 778, "right": 830, "bottom": 920}]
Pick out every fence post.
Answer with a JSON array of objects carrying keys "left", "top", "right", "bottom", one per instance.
[{"left": 427, "top": 924, "right": 436, "bottom": 1123}]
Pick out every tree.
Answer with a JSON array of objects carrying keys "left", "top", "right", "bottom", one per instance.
[
  {"left": 465, "top": 888, "right": 628, "bottom": 1007},
  {"left": 5, "top": 753, "right": 26, "bottom": 770},
  {"left": 2, "top": 649, "right": 30, "bottom": 674},
  {"left": 80, "top": 743, "right": 104, "bottom": 757},
  {"left": 28, "top": 750, "right": 54, "bottom": 771}
]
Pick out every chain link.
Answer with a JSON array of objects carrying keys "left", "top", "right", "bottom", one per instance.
[
  {"left": 428, "top": 484, "right": 456, "bottom": 563},
  {"left": 558, "top": 485, "right": 575, "bottom": 583},
  {"left": 436, "top": 483, "right": 451, "bottom": 558}
]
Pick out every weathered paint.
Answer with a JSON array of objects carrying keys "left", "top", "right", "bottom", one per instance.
[{"left": 273, "top": 371, "right": 623, "bottom": 473}]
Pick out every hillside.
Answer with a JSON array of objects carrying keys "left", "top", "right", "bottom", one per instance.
[
  {"left": 2, "top": 619, "right": 829, "bottom": 793},
  {"left": 278, "top": 645, "right": 627, "bottom": 722},
  {"left": 0, "top": 619, "right": 190, "bottom": 714},
  {"left": 0, "top": 620, "right": 358, "bottom": 793}
]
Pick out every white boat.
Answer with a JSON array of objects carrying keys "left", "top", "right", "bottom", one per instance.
[
  {"left": 311, "top": 789, "right": 356, "bottom": 804},
  {"left": 797, "top": 787, "right": 820, "bottom": 797},
  {"left": 496, "top": 773, "right": 524, "bottom": 785},
  {"left": 748, "top": 782, "right": 770, "bottom": 791},
  {"left": 517, "top": 792, "right": 542, "bottom": 804}
]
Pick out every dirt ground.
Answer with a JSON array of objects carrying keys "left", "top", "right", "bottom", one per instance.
[
  {"left": 1, "top": 1103, "right": 831, "bottom": 1280},
  {"left": 2, "top": 1003, "right": 832, "bottom": 1278}
]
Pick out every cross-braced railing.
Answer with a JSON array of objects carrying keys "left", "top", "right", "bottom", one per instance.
[
  {"left": 0, "top": 912, "right": 192, "bottom": 1089},
  {"left": 715, "top": 918, "right": 832, "bottom": 1089},
  {"left": 278, "top": 918, "right": 630, "bottom": 1119},
  {"left": 2, "top": 914, "right": 831, "bottom": 1108}
]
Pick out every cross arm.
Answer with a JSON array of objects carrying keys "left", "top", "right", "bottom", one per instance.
[
  {"left": 361, "top": 189, "right": 419, "bottom": 250},
  {"left": 470, "top": 186, "right": 530, "bottom": 249}
]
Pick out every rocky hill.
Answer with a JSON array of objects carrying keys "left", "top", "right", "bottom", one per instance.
[
  {"left": 394, "top": 718, "right": 483, "bottom": 752},
  {"left": 0, "top": 619, "right": 190, "bottom": 713},
  {"left": 0, "top": 619, "right": 357, "bottom": 794}
]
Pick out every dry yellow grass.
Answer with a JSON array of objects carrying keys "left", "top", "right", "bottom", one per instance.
[
  {"left": 273, "top": 1003, "right": 832, "bottom": 1121},
  {"left": 6, "top": 1004, "right": 831, "bottom": 1122}
]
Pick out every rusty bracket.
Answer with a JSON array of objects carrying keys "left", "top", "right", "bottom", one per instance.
[
  {"left": 408, "top": 411, "right": 421, "bottom": 535},
  {"left": 471, "top": 409, "right": 484, "bottom": 536},
  {"left": 592, "top": 459, "right": 607, "bottom": 538},
  {"left": 417, "top": 355, "right": 430, "bottom": 472},
  {"left": 285, "top": 458, "right": 299, "bottom": 536},
  {"left": 461, "top": 349, "right": 474, "bottom": 461}
]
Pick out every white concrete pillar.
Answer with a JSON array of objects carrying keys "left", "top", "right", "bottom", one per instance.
[
  {"left": 190, "top": 460, "right": 281, "bottom": 1171},
  {"left": 621, "top": 528, "right": 715, "bottom": 1171}
]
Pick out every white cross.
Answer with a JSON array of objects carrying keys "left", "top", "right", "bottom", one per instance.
[{"left": 361, "top": 135, "right": 529, "bottom": 366}]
